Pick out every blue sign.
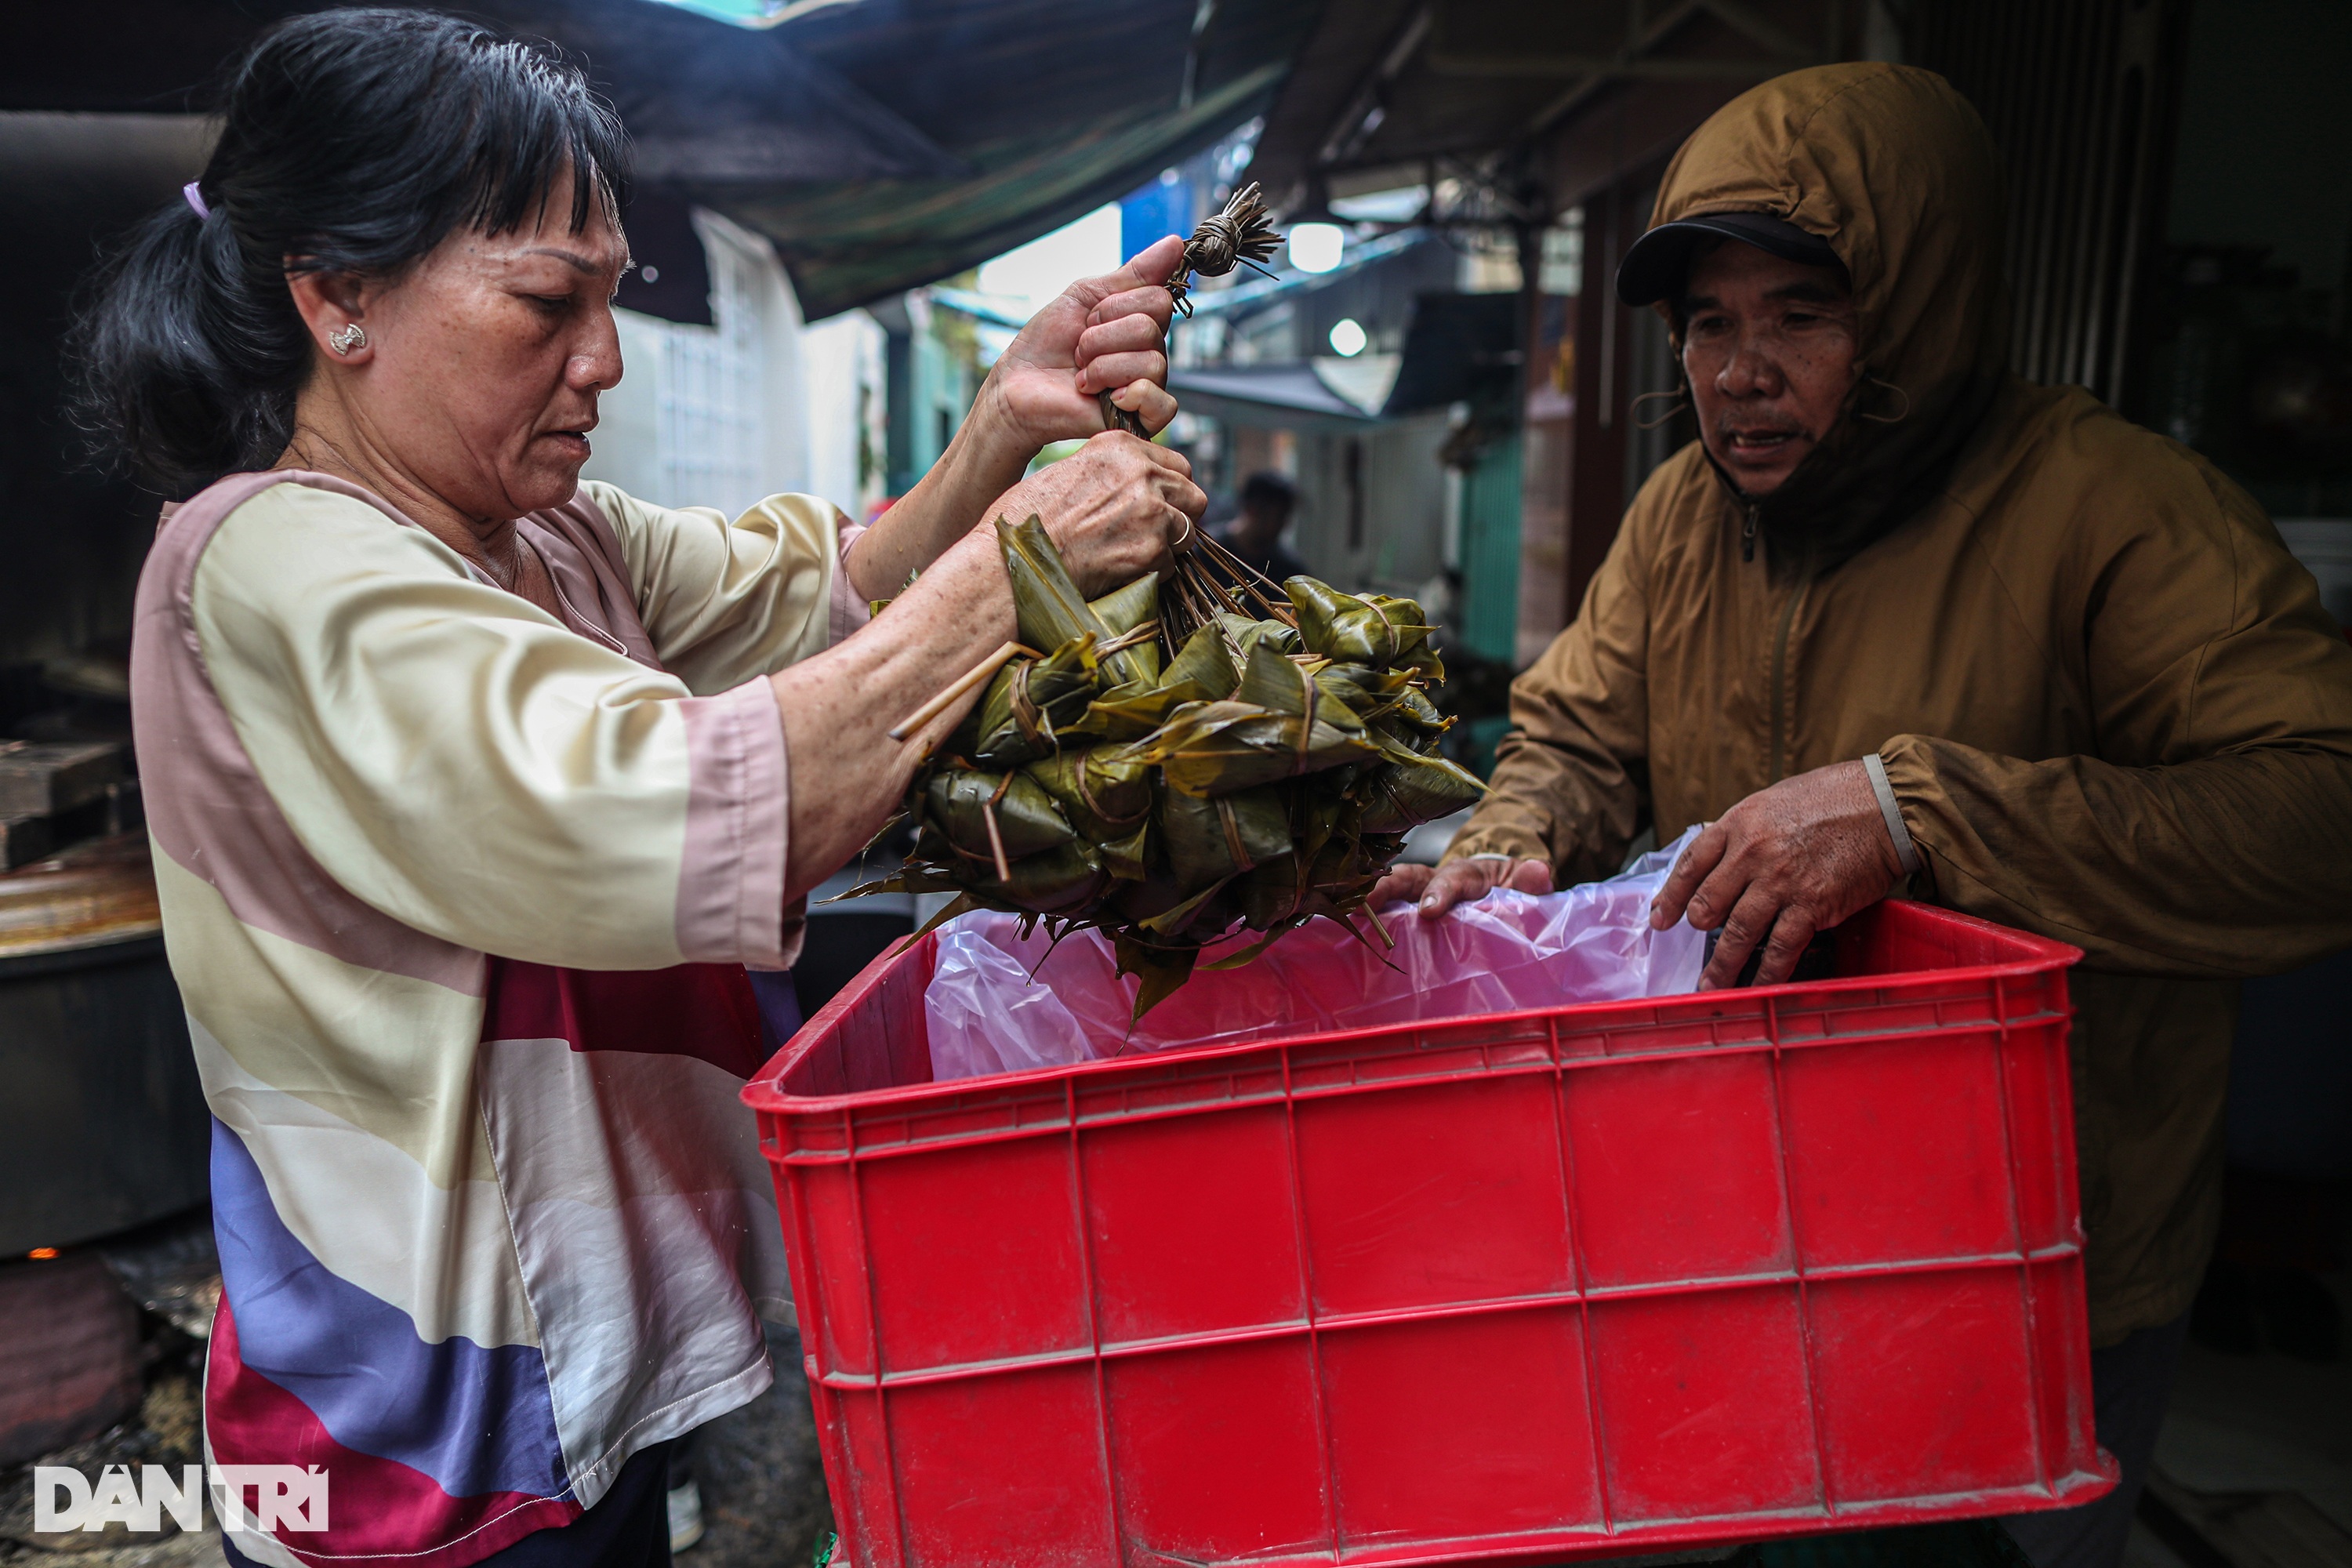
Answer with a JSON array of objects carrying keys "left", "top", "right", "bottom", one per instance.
[{"left": 1120, "top": 172, "right": 1194, "bottom": 269}]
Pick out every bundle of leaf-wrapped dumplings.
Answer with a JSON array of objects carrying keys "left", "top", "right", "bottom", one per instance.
[{"left": 852, "top": 514, "right": 1487, "bottom": 1016}]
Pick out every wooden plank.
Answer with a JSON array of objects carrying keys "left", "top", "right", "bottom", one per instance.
[
  {"left": 0, "top": 812, "right": 67, "bottom": 872},
  {"left": 0, "top": 779, "right": 141, "bottom": 871},
  {"left": 0, "top": 742, "right": 126, "bottom": 819}
]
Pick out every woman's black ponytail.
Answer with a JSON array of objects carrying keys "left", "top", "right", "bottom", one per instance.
[
  {"left": 74, "top": 187, "right": 308, "bottom": 495},
  {"left": 71, "top": 8, "right": 630, "bottom": 498}
]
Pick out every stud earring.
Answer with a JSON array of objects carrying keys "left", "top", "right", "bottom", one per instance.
[{"left": 329, "top": 323, "right": 368, "bottom": 355}]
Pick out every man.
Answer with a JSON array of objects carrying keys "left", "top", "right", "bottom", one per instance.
[
  {"left": 1378, "top": 63, "right": 2352, "bottom": 1568},
  {"left": 1217, "top": 470, "right": 1311, "bottom": 583}
]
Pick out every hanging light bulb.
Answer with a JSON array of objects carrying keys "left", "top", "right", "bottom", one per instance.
[
  {"left": 1288, "top": 222, "right": 1345, "bottom": 274},
  {"left": 1328, "top": 318, "right": 1368, "bottom": 357}
]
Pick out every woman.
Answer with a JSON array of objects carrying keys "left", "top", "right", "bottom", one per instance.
[{"left": 81, "top": 11, "right": 1201, "bottom": 1566}]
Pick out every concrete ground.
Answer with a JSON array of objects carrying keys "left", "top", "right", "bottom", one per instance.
[
  {"left": 0, "top": 1341, "right": 212, "bottom": 1566},
  {"left": 0, "top": 1323, "right": 833, "bottom": 1568},
  {"left": 680, "top": 1323, "right": 833, "bottom": 1568},
  {"left": 2125, "top": 1256, "right": 2352, "bottom": 1568}
]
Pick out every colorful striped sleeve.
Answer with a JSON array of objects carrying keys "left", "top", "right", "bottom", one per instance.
[
  {"left": 191, "top": 482, "right": 791, "bottom": 970},
  {"left": 580, "top": 481, "right": 866, "bottom": 695}
]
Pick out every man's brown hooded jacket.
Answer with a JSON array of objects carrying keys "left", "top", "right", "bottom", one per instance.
[{"left": 1447, "top": 63, "right": 2352, "bottom": 1345}]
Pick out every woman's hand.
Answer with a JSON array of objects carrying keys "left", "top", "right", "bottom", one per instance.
[
  {"left": 844, "top": 238, "right": 1189, "bottom": 601},
  {"left": 982, "top": 235, "right": 1185, "bottom": 450},
  {"left": 774, "top": 435, "right": 1201, "bottom": 899},
  {"left": 992, "top": 431, "right": 1204, "bottom": 597}
]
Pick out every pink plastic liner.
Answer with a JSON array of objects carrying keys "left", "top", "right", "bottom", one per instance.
[{"left": 925, "top": 827, "right": 1708, "bottom": 1080}]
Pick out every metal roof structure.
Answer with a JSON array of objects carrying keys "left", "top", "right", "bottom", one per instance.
[
  {"left": 1182, "top": 228, "right": 1431, "bottom": 319},
  {"left": 1243, "top": 0, "right": 1849, "bottom": 218},
  {"left": 1165, "top": 361, "right": 1380, "bottom": 429}
]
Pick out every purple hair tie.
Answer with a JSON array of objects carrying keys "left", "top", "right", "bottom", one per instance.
[{"left": 183, "top": 181, "right": 209, "bottom": 220}]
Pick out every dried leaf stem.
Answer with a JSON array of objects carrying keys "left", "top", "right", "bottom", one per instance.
[{"left": 887, "top": 640, "right": 1022, "bottom": 742}]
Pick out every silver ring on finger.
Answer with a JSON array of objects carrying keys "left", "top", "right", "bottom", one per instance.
[{"left": 1173, "top": 517, "right": 1196, "bottom": 553}]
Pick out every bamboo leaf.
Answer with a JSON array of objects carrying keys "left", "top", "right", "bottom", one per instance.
[
  {"left": 964, "top": 635, "right": 1102, "bottom": 766},
  {"left": 884, "top": 554, "right": 1464, "bottom": 1015},
  {"left": 1353, "top": 752, "right": 1490, "bottom": 834},
  {"left": 924, "top": 768, "right": 1074, "bottom": 862},
  {"left": 1088, "top": 572, "right": 1160, "bottom": 636},
  {"left": 997, "top": 515, "right": 1152, "bottom": 686}
]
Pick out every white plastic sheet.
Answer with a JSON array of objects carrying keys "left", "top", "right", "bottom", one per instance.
[{"left": 924, "top": 826, "right": 1708, "bottom": 1083}]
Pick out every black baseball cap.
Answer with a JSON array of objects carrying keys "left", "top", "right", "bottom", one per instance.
[{"left": 1616, "top": 210, "right": 1844, "bottom": 307}]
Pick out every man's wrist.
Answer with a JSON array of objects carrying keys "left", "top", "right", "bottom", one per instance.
[{"left": 1861, "top": 752, "right": 1922, "bottom": 876}]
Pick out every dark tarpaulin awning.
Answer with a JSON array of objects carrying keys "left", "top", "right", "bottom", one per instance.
[
  {"left": 0, "top": 0, "right": 966, "bottom": 182},
  {"left": 705, "top": 0, "right": 1324, "bottom": 317},
  {"left": 5, "top": 0, "right": 1327, "bottom": 321},
  {"left": 1381, "top": 291, "right": 1521, "bottom": 416},
  {"left": 1242, "top": 0, "right": 1833, "bottom": 211},
  {"left": 717, "top": 59, "right": 1284, "bottom": 318},
  {"left": 512, "top": 0, "right": 971, "bottom": 186}
]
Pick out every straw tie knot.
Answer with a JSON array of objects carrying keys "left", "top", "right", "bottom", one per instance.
[{"left": 1187, "top": 210, "right": 1243, "bottom": 277}]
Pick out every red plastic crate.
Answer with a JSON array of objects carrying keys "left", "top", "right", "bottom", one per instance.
[{"left": 744, "top": 899, "right": 2114, "bottom": 1568}]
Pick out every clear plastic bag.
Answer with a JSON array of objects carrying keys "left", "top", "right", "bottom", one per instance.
[{"left": 924, "top": 826, "right": 1708, "bottom": 1083}]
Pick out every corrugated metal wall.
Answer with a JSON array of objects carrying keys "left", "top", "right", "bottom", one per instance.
[{"left": 1905, "top": 0, "right": 2187, "bottom": 404}]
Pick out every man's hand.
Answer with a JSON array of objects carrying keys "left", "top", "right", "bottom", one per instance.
[
  {"left": 1373, "top": 856, "right": 1555, "bottom": 916},
  {"left": 985, "top": 236, "right": 1185, "bottom": 448},
  {"left": 1649, "top": 760, "right": 1904, "bottom": 989}
]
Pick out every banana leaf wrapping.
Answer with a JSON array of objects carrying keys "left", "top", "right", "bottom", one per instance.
[
  {"left": 1287, "top": 579, "right": 1443, "bottom": 677},
  {"left": 846, "top": 514, "right": 1488, "bottom": 1019},
  {"left": 1125, "top": 702, "right": 1381, "bottom": 798},
  {"left": 1025, "top": 747, "right": 1153, "bottom": 879},
  {"left": 1160, "top": 782, "right": 1293, "bottom": 895},
  {"left": 1354, "top": 749, "right": 1489, "bottom": 835},
  {"left": 1084, "top": 622, "right": 1239, "bottom": 739},
  {"left": 1087, "top": 572, "right": 1156, "bottom": 634},
  {"left": 923, "top": 768, "right": 1073, "bottom": 862},
  {"left": 952, "top": 633, "right": 1097, "bottom": 766},
  {"left": 988, "top": 838, "right": 1109, "bottom": 913},
  {"left": 1239, "top": 826, "right": 1383, "bottom": 932},
  {"left": 999, "top": 515, "right": 1155, "bottom": 688},
  {"left": 1219, "top": 611, "right": 1302, "bottom": 659}
]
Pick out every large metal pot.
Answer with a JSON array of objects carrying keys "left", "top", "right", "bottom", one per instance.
[{"left": 0, "top": 835, "right": 205, "bottom": 1255}]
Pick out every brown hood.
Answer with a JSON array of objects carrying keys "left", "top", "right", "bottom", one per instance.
[{"left": 1650, "top": 62, "right": 2010, "bottom": 577}]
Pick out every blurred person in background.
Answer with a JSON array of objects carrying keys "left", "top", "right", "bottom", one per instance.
[
  {"left": 1214, "top": 469, "right": 1309, "bottom": 584},
  {"left": 78, "top": 10, "right": 1200, "bottom": 1566}
]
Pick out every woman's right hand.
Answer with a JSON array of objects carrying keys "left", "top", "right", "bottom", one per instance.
[
  {"left": 991, "top": 430, "right": 1206, "bottom": 597},
  {"left": 777, "top": 429, "right": 1204, "bottom": 898}
]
